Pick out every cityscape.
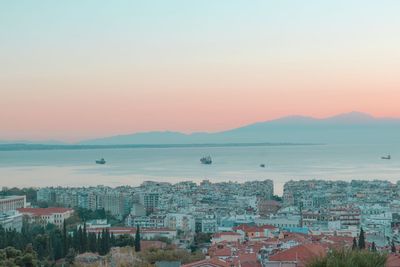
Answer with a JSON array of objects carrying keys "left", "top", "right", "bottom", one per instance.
[
  {"left": 2, "top": 178, "right": 400, "bottom": 266},
  {"left": 2, "top": 0, "right": 400, "bottom": 266}
]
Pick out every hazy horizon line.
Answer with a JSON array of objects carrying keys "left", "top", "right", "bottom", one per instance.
[{"left": 1, "top": 110, "right": 399, "bottom": 144}]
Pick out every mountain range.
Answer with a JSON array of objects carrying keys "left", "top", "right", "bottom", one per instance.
[
  {"left": 1, "top": 112, "right": 399, "bottom": 147},
  {"left": 78, "top": 112, "right": 400, "bottom": 145}
]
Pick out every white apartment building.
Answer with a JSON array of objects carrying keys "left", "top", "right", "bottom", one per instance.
[
  {"left": 0, "top": 195, "right": 26, "bottom": 213},
  {"left": 17, "top": 207, "right": 74, "bottom": 228}
]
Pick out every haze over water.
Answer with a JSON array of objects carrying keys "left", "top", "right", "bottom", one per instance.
[{"left": 1, "top": 143, "right": 399, "bottom": 195}]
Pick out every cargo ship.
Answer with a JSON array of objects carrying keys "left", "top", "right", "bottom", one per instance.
[
  {"left": 200, "top": 156, "right": 212, "bottom": 165},
  {"left": 96, "top": 158, "right": 106, "bottom": 164}
]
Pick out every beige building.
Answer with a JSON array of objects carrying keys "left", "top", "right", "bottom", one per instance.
[
  {"left": 17, "top": 207, "right": 74, "bottom": 228},
  {"left": 0, "top": 195, "right": 26, "bottom": 213}
]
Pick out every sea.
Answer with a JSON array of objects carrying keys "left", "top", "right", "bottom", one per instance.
[{"left": 0, "top": 143, "right": 399, "bottom": 195}]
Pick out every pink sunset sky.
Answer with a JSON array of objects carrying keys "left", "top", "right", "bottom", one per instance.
[{"left": 1, "top": 1, "right": 400, "bottom": 142}]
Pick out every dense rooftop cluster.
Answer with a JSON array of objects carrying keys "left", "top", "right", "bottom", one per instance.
[{"left": 2, "top": 179, "right": 400, "bottom": 266}]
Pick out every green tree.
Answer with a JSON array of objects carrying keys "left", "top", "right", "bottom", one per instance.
[
  {"left": 65, "top": 248, "right": 76, "bottom": 266},
  {"left": 82, "top": 222, "right": 88, "bottom": 252},
  {"left": 50, "top": 229, "right": 63, "bottom": 260},
  {"left": 98, "top": 229, "right": 110, "bottom": 255},
  {"left": 371, "top": 242, "right": 377, "bottom": 252},
  {"left": 139, "top": 248, "right": 204, "bottom": 265},
  {"left": 33, "top": 234, "right": 49, "bottom": 260},
  {"left": 62, "top": 220, "right": 68, "bottom": 257},
  {"left": 307, "top": 249, "right": 387, "bottom": 267},
  {"left": 114, "top": 234, "right": 134, "bottom": 247},
  {"left": 20, "top": 244, "right": 38, "bottom": 267},
  {"left": 352, "top": 237, "right": 358, "bottom": 250},
  {"left": 358, "top": 227, "right": 366, "bottom": 249},
  {"left": 135, "top": 225, "right": 141, "bottom": 252},
  {"left": 391, "top": 240, "right": 396, "bottom": 253},
  {"left": 272, "top": 195, "right": 283, "bottom": 202},
  {"left": 104, "top": 228, "right": 110, "bottom": 253},
  {"left": 0, "top": 245, "right": 38, "bottom": 267},
  {"left": 88, "top": 233, "right": 97, "bottom": 253},
  {"left": 110, "top": 233, "right": 116, "bottom": 247},
  {"left": 77, "top": 226, "right": 83, "bottom": 253},
  {"left": 0, "top": 225, "right": 5, "bottom": 249},
  {"left": 96, "top": 233, "right": 101, "bottom": 253}
]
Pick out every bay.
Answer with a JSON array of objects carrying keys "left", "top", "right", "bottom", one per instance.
[{"left": 0, "top": 143, "right": 399, "bottom": 195}]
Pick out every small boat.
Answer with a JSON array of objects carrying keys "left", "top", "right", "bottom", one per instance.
[
  {"left": 260, "top": 164, "right": 266, "bottom": 168},
  {"left": 200, "top": 156, "right": 212, "bottom": 165},
  {"left": 96, "top": 158, "right": 106, "bottom": 164},
  {"left": 381, "top": 155, "right": 391, "bottom": 160}
]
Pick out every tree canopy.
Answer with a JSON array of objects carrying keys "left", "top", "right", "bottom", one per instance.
[{"left": 307, "top": 249, "right": 387, "bottom": 267}]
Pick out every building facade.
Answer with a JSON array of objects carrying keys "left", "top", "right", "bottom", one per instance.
[{"left": 0, "top": 195, "right": 26, "bottom": 213}]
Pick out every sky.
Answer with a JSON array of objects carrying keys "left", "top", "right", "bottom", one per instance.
[{"left": 1, "top": 0, "right": 400, "bottom": 142}]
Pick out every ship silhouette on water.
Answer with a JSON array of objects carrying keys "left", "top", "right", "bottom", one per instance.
[
  {"left": 96, "top": 158, "right": 106, "bottom": 164},
  {"left": 381, "top": 155, "right": 391, "bottom": 160},
  {"left": 200, "top": 156, "right": 212, "bottom": 165}
]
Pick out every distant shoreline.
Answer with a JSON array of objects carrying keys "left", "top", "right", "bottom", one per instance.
[{"left": 0, "top": 142, "right": 322, "bottom": 151}]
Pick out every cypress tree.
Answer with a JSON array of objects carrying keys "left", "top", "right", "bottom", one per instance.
[
  {"left": 99, "top": 229, "right": 107, "bottom": 255},
  {"left": 110, "top": 233, "right": 116, "bottom": 247},
  {"left": 0, "top": 225, "right": 5, "bottom": 249},
  {"left": 82, "top": 222, "right": 88, "bottom": 252},
  {"left": 352, "top": 237, "right": 358, "bottom": 250},
  {"left": 371, "top": 241, "right": 377, "bottom": 251},
  {"left": 72, "top": 229, "right": 80, "bottom": 252},
  {"left": 134, "top": 224, "right": 141, "bottom": 252},
  {"left": 65, "top": 248, "right": 76, "bottom": 265},
  {"left": 88, "top": 233, "right": 97, "bottom": 252},
  {"left": 52, "top": 230, "right": 63, "bottom": 260},
  {"left": 105, "top": 228, "right": 110, "bottom": 253},
  {"left": 77, "top": 226, "right": 84, "bottom": 253},
  {"left": 62, "top": 220, "right": 68, "bottom": 257},
  {"left": 96, "top": 233, "right": 101, "bottom": 253},
  {"left": 358, "top": 227, "right": 366, "bottom": 249}
]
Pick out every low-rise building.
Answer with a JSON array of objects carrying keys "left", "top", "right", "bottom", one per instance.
[
  {"left": 0, "top": 210, "right": 23, "bottom": 232},
  {"left": 126, "top": 214, "right": 165, "bottom": 229},
  {"left": 80, "top": 219, "right": 111, "bottom": 230},
  {"left": 258, "top": 200, "right": 282, "bottom": 217},
  {"left": 17, "top": 207, "right": 74, "bottom": 228},
  {"left": 233, "top": 224, "right": 278, "bottom": 240},
  {"left": 211, "top": 232, "right": 243, "bottom": 244},
  {"left": 86, "top": 227, "right": 177, "bottom": 240},
  {"left": 0, "top": 195, "right": 26, "bottom": 213},
  {"left": 165, "top": 213, "right": 195, "bottom": 233},
  {"left": 267, "top": 243, "right": 326, "bottom": 267},
  {"left": 256, "top": 216, "right": 301, "bottom": 229}
]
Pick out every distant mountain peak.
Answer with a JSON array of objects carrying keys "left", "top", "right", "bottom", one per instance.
[
  {"left": 71, "top": 111, "right": 400, "bottom": 145},
  {"left": 265, "top": 112, "right": 376, "bottom": 124},
  {"left": 268, "top": 115, "right": 315, "bottom": 124},
  {"left": 325, "top": 111, "right": 375, "bottom": 123}
]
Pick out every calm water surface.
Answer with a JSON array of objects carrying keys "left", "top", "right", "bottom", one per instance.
[{"left": 0, "top": 144, "right": 399, "bottom": 195}]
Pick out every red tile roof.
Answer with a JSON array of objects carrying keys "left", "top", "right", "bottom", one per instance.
[
  {"left": 240, "top": 262, "right": 261, "bottom": 267},
  {"left": 233, "top": 224, "right": 277, "bottom": 233},
  {"left": 213, "top": 247, "right": 231, "bottom": 257},
  {"left": 181, "top": 258, "right": 230, "bottom": 267},
  {"left": 86, "top": 227, "right": 175, "bottom": 235},
  {"left": 387, "top": 254, "right": 400, "bottom": 267},
  {"left": 213, "top": 232, "right": 241, "bottom": 238},
  {"left": 281, "top": 232, "right": 310, "bottom": 243},
  {"left": 320, "top": 235, "right": 354, "bottom": 249},
  {"left": 269, "top": 243, "right": 326, "bottom": 267},
  {"left": 17, "top": 208, "right": 73, "bottom": 216}
]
